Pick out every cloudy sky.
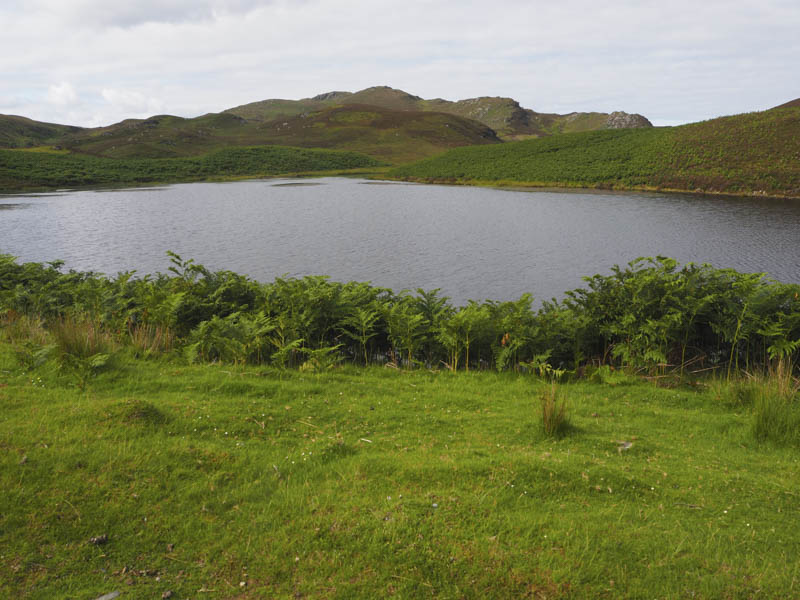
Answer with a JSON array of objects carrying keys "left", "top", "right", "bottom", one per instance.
[{"left": 1, "top": 0, "right": 797, "bottom": 128}]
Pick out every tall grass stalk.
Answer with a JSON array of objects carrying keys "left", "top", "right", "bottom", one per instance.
[
  {"left": 128, "top": 323, "right": 174, "bottom": 358},
  {"left": 49, "top": 316, "right": 115, "bottom": 359},
  {"left": 751, "top": 363, "right": 800, "bottom": 445},
  {"left": 0, "top": 312, "right": 48, "bottom": 344},
  {"left": 49, "top": 316, "right": 117, "bottom": 389},
  {"left": 540, "top": 382, "right": 570, "bottom": 438}
]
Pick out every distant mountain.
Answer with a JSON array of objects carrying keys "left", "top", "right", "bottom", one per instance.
[
  {"left": 0, "top": 87, "right": 652, "bottom": 163},
  {"left": 0, "top": 114, "right": 83, "bottom": 148},
  {"left": 2, "top": 94, "right": 798, "bottom": 195},
  {"left": 5, "top": 91, "right": 799, "bottom": 181},
  {"left": 225, "top": 85, "right": 653, "bottom": 139},
  {"left": 54, "top": 104, "right": 501, "bottom": 164}
]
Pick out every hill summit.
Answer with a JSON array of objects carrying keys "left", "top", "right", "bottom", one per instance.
[{"left": 225, "top": 85, "right": 653, "bottom": 139}]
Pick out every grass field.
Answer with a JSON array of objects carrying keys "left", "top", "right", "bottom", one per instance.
[
  {"left": 389, "top": 106, "right": 800, "bottom": 199},
  {"left": 2, "top": 345, "right": 799, "bottom": 599}
]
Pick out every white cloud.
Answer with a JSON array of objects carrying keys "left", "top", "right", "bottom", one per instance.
[
  {"left": 46, "top": 82, "right": 78, "bottom": 106},
  {"left": 101, "top": 88, "right": 165, "bottom": 116},
  {"left": 22, "top": 0, "right": 273, "bottom": 27},
  {"left": 0, "top": 0, "right": 798, "bottom": 126}
]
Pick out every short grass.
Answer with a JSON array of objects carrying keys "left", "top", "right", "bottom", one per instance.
[
  {"left": 2, "top": 345, "right": 799, "bottom": 599},
  {"left": 389, "top": 106, "right": 800, "bottom": 199}
]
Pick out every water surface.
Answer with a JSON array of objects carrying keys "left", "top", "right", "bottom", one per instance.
[{"left": 2, "top": 178, "right": 798, "bottom": 304}]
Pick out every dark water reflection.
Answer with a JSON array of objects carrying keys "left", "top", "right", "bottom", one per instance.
[{"left": 1, "top": 178, "right": 798, "bottom": 304}]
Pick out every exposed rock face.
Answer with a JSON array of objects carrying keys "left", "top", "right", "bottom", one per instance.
[
  {"left": 311, "top": 91, "right": 351, "bottom": 102},
  {"left": 605, "top": 112, "right": 653, "bottom": 129}
]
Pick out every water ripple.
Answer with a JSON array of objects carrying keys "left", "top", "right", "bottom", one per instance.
[{"left": 1, "top": 178, "right": 798, "bottom": 304}]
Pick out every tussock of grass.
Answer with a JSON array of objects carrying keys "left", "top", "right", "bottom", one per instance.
[
  {"left": 113, "top": 398, "right": 169, "bottom": 426},
  {"left": 751, "top": 372, "right": 800, "bottom": 446},
  {"left": 540, "top": 383, "right": 570, "bottom": 438},
  {"left": 1, "top": 312, "right": 48, "bottom": 345},
  {"left": 712, "top": 377, "right": 761, "bottom": 408},
  {"left": 49, "top": 316, "right": 115, "bottom": 360},
  {"left": 128, "top": 323, "right": 175, "bottom": 359}
]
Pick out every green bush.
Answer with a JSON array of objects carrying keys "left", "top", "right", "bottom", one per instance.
[{"left": 1, "top": 253, "right": 798, "bottom": 377}]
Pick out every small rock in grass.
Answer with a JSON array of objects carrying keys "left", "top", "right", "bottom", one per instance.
[
  {"left": 89, "top": 534, "right": 108, "bottom": 545},
  {"left": 617, "top": 441, "right": 633, "bottom": 453},
  {"left": 162, "top": 591, "right": 173, "bottom": 599}
]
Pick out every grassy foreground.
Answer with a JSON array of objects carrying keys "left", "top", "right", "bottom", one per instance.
[{"left": 2, "top": 348, "right": 799, "bottom": 598}]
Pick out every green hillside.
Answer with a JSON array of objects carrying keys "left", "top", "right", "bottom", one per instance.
[
  {"left": 0, "top": 114, "right": 83, "bottom": 148},
  {"left": 774, "top": 98, "right": 800, "bottom": 109},
  {"left": 225, "top": 85, "right": 653, "bottom": 139},
  {"left": 0, "top": 145, "right": 382, "bottom": 191},
  {"left": 57, "top": 104, "right": 500, "bottom": 164},
  {"left": 3, "top": 90, "right": 796, "bottom": 195},
  {"left": 389, "top": 105, "right": 800, "bottom": 198},
  {"left": 1, "top": 87, "right": 653, "bottom": 174}
]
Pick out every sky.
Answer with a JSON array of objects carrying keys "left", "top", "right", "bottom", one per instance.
[{"left": 1, "top": 0, "right": 798, "bottom": 128}]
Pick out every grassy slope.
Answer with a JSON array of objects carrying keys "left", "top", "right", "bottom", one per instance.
[
  {"left": 58, "top": 105, "right": 500, "bottom": 164},
  {"left": 774, "top": 98, "right": 800, "bottom": 109},
  {"left": 2, "top": 351, "right": 799, "bottom": 599},
  {"left": 0, "top": 145, "right": 382, "bottom": 191},
  {"left": 389, "top": 106, "right": 800, "bottom": 198},
  {"left": 0, "top": 115, "right": 84, "bottom": 148},
  {"left": 225, "top": 86, "right": 651, "bottom": 140}
]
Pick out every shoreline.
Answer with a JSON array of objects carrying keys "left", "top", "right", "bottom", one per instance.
[
  {"left": 3, "top": 168, "right": 798, "bottom": 202},
  {"left": 0, "top": 167, "right": 390, "bottom": 195},
  {"left": 377, "top": 175, "right": 800, "bottom": 202}
]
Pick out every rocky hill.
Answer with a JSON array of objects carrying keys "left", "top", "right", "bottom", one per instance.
[
  {"left": 50, "top": 104, "right": 501, "bottom": 164},
  {"left": 225, "top": 86, "right": 653, "bottom": 139}
]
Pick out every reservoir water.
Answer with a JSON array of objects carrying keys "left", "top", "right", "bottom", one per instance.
[{"left": 1, "top": 177, "right": 799, "bottom": 304}]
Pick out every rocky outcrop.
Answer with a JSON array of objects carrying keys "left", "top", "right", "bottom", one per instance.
[
  {"left": 311, "top": 91, "right": 352, "bottom": 102},
  {"left": 225, "top": 87, "right": 655, "bottom": 139},
  {"left": 604, "top": 112, "right": 653, "bottom": 129}
]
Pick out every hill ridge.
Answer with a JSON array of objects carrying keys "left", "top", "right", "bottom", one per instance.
[
  {"left": 34, "top": 102, "right": 500, "bottom": 164},
  {"left": 225, "top": 85, "right": 653, "bottom": 139}
]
